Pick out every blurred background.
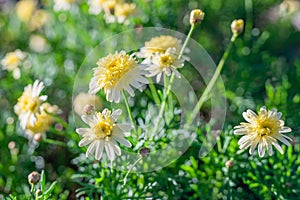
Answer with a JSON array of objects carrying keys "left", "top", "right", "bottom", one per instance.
[{"left": 0, "top": 0, "right": 299, "bottom": 199}]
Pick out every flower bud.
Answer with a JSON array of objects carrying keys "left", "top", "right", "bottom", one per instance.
[
  {"left": 225, "top": 160, "right": 234, "bottom": 168},
  {"left": 83, "top": 104, "right": 95, "bottom": 115},
  {"left": 231, "top": 19, "right": 244, "bottom": 35},
  {"left": 28, "top": 171, "right": 41, "bottom": 184},
  {"left": 139, "top": 147, "right": 150, "bottom": 157},
  {"left": 190, "top": 9, "right": 205, "bottom": 25}
]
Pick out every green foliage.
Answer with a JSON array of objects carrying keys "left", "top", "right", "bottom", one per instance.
[{"left": 0, "top": 0, "right": 299, "bottom": 199}]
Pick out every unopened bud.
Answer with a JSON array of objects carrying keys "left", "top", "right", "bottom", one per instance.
[
  {"left": 190, "top": 9, "right": 205, "bottom": 25},
  {"left": 28, "top": 171, "right": 41, "bottom": 184},
  {"left": 83, "top": 104, "right": 95, "bottom": 115},
  {"left": 139, "top": 147, "right": 150, "bottom": 157},
  {"left": 231, "top": 19, "right": 244, "bottom": 35},
  {"left": 225, "top": 160, "right": 234, "bottom": 168}
]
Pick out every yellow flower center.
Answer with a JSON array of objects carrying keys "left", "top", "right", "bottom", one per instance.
[
  {"left": 159, "top": 54, "right": 173, "bottom": 67},
  {"left": 18, "top": 93, "right": 40, "bottom": 113},
  {"left": 7, "top": 55, "right": 19, "bottom": 65},
  {"left": 96, "top": 53, "right": 137, "bottom": 90},
  {"left": 92, "top": 113, "right": 114, "bottom": 140},
  {"left": 255, "top": 116, "right": 280, "bottom": 137},
  {"left": 144, "top": 35, "right": 181, "bottom": 55}
]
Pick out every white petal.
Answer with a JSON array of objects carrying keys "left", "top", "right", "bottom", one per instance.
[
  {"left": 86, "top": 141, "right": 97, "bottom": 157},
  {"left": 81, "top": 115, "right": 95, "bottom": 126},
  {"left": 234, "top": 128, "right": 248, "bottom": 135},
  {"left": 117, "top": 124, "right": 133, "bottom": 131},
  {"left": 79, "top": 137, "right": 92, "bottom": 147},
  {"left": 272, "top": 142, "right": 284, "bottom": 154},
  {"left": 110, "top": 140, "right": 121, "bottom": 156},
  {"left": 112, "top": 135, "right": 132, "bottom": 148},
  {"left": 273, "top": 134, "right": 291, "bottom": 146},
  {"left": 111, "top": 109, "right": 122, "bottom": 121},
  {"left": 39, "top": 95, "right": 48, "bottom": 101},
  {"left": 125, "top": 86, "right": 135, "bottom": 97},
  {"left": 267, "top": 142, "right": 273, "bottom": 156},
  {"left": 238, "top": 135, "right": 250, "bottom": 145},
  {"left": 156, "top": 73, "right": 162, "bottom": 83},
  {"left": 76, "top": 128, "right": 91, "bottom": 136},
  {"left": 258, "top": 142, "right": 265, "bottom": 157},
  {"left": 280, "top": 127, "right": 292, "bottom": 133},
  {"left": 249, "top": 137, "right": 260, "bottom": 155},
  {"left": 105, "top": 142, "right": 115, "bottom": 161},
  {"left": 95, "top": 141, "right": 104, "bottom": 160}
]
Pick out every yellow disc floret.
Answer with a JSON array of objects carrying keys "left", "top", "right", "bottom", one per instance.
[
  {"left": 94, "top": 51, "right": 137, "bottom": 90},
  {"left": 93, "top": 111, "right": 115, "bottom": 140}
]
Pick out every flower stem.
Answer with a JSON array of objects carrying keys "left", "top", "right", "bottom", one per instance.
[
  {"left": 185, "top": 34, "right": 238, "bottom": 128},
  {"left": 43, "top": 138, "right": 67, "bottom": 147},
  {"left": 29, "top": 183, "right": 35, "bottom": 200},
  {"left": 149, "top": 25, "right": 196, "bottom": 140},
  {"left": 122, "top": 156, "right": 142, "bottom": 187},
  {"left": 148, "top": 79, "right": 161, "bottom": 105},
  {"left": 122, "top": 91, "right": 137, "bottom": 134}
]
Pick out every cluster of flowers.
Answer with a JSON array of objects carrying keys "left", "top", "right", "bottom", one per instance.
[
  {"left": 13, "top": 80, "right": 59, "bottom": 140},
  {"left": 77, "top": 34, "right": 186, "bottom": 161},
  {"left": 53, "top": 0, "right": 137, "bottom": 24}
]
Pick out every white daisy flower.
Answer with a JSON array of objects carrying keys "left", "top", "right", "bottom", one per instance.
[
  {"left": 87, "top": 0, "right": 116, "bottom": 15},
  {"left": 53, "top": 0, "right": 75, "bottom": 11},
  {"left": 137, "top": 35, "right": 182, "bottom": 59},
  {"left": 1, "top": 49, "right": 26, "bottom": 71},
  {"left": 234, "top": 106, "right": 293, "bottom": 157},
  {"left": 88, "top": 51, "right": 148, "bottom": 103},
  {"left": 76, "top": 108, "right": 132, "bottom": 161},
  {"left": 14, "top": 80, "right": 48, "bottom": 129},
  {"left": 145, "top": 48, "right": 184, "bottom": 83}
]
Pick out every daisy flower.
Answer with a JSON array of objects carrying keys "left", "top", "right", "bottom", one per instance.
[
  {"left": 25, "top": 103, "right": 58, "bottom": 137},
  {"left": 15, "top": 0, "right": 37, "bottom": 23},
  {"left": 114, "top": 3, "right": 136, "bottom": 23},
  {"left": 14, "top": 80, "right": 48, "bottom": 129},
  {"left": 76, "top": 108, "right": 132, "bottom": 161},
  {"left": 89, "top": 51, "right": 148, "bottom": 103},
  {"left": 234, "top": 106, "right": 293, "bottom": 157},
  {"left": 87, "top": 0, "right": 117, "bottom": 15},
  {"left": 1, "top": 49, "right": 26, "bottom": 72},
  {"left": 145, "top": 48, "right": 184, "bottom": 82},
  {"left": 53, "top": 0, "right": 75, "bottom": 11},
  {"left": 138, "top": 35, "right": 182, "bottom": 59}
]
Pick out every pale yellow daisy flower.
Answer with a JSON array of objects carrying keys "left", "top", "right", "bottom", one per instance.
[
  {"left": 76, "top": 108, "right": 132, "bottom": 161},
  {"left": 89, "top": 51, "right": 148, "bottom": 103},
  {"left": 138, "top": 35, "right": 182, "bottom": 59},
  {"left": 234, "top": 106, "right": 293, "bottom": 157},
  {"left": 1, "top": 50, "right": 26, "bottom": 71},
  {"left": 25, "top": 103, "right": 59, "bottom": 137},
  {"left": 53, "top": 0, "right": 76, "bottom": 11},
  {"left": 14, "top": 80, "right": 48, "bottom": 129},
  {"left": 87, "top": 0, "right": 118, "bottom": 15},
  {"left": 114, "top": 3, "right": 136, "bottom": 23},
  {"left": 145, "top": 48, "right": 184, "bottom": 82},
  {"left": 16, "top": 0, "right": 37, "bottom": 22}
]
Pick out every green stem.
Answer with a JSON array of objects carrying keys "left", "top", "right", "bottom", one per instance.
[
  {"left": 149, "top": 25, "right": 196, "bottom": 140},
  {"left": 43, "top": 138, "right": 67, "bottom": 147},
  {"left": 148, "top": 79, "right": 161, "bottom": 104},
  {"left": 122, "top": 157, "right": 142, "bottom": 187},
  {"left": 185, "top": 34, "right": 238, "bottom": 128},
  {"left": 122, "top": 91, "right": 137, "bottom": 134},
  {"left": 29, "top": 183, "right": 35, "bottom": 200}
]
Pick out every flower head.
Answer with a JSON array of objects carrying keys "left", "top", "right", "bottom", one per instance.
[
  {"left": 190, "top": 9, "right": 205, "bottom": 25},
  {"left": 138, "top": 35, "right": 182, "bottom": 58},
  {"left": 16, "top": 0, "right": 37, "bottom": 22},
  {"left": 14, "top": 80, "right": 48, "bottom": 129},
  {"left": 1, "top": 50, "right": 26, "bottom": 71},
  {"left": 145, "top": 48, "right": 184, "bottom": 82},
  {"left": 25, "top": 103, "right": 58, "bottom": 137},
  {"left": 53, "top": 0, "right": 76, "bottom": 11},
  {"left": 76, "top": 108, "right": 132, "bottom": 161},
  {"left": 89, "top": 51, "right": 148, "bottom": 103},
  {"left": 231, "top": 19, "right": 244, "bottom": 35},
  {"left": 234, "top": 106, "right": 292, "bottom": 157},
  {"left": 114, "top": 3, "right": 136, "bottom": 23},
  {"left": 88, "top": 0, "right": 118, "bottom": 15},
  {"left": 28, "top": 171, "right": 41, "bottom": 184}
]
